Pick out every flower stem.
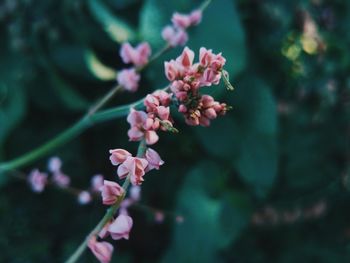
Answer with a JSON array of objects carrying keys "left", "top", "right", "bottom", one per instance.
[{"left": 64, "top": 140, "right": 147, "bottom": 263}]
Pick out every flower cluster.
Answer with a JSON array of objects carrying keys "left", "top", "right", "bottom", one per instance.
[
  {"left": 162, "top": 9, "right": 202, "bottom": 47},
  {"left": 165, "top": 47, "right": 229, "bottom": 126},
  {"left": 127, "top": 90, "right": 174, "bottom": 145}
]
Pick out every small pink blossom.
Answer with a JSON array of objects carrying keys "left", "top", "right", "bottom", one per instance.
[
  {"left": 117, "top": 68, "right": 140, "bottom": 92},
  {"left": 98, "top": 220, "right": 112, "bottom": 239},
  {"left": 176, "top": 46, "right": 195, "bottom": 68},
  {"left": 88, "top": 237, "right": 114, "bottom": 263},
  {"left": 101, "top": 180, "right": 124, "bottom": 205},
  {"left": 117, "top": 156, "right": 148, "bottom": 186},
  {"left": 47, "top": 156, "right": 62, "bottom": 173},
  {"left": 109, "top": 149, "right": 132, "bottom": 166},
  {"left": 154, "top": 211, "right": 165, "bottom": 223},
  {"left": 78, "top": 191, "right": 92, "bottom": 205},
  {"left": 129, "top": 185, "right": 141, "bottom": 201},
  {"left": 52, "top": 172, "right": 70, "bottom": 188},
  {"left": 108, "top": 214, "right": 133, "bottom": 240},
  {"left": 145, "top": 148, "right": 164, "bottom": 170},
  {"left": 171, "top": 10, "right": 202, "bottom": 29},
  {"left": 28, "top": 169, "right": 48, "bottom": 193},
  {"left": 91, "top": 174, "right": 104, "bottom": 192},
  {"left": 127, "top": 109, "right": 159, "bottom": 145},
  {"left": 162, "top": 25, "right": 188, "bottom": 47},
  {"left": 120, "top": 42, "right": 151, "bottom": 67}
]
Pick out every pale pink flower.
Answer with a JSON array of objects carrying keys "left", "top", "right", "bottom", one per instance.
[
  {"left": 164, "top": 59, "right": 182, "bottom": 81},
  {"left": 88, "top": 237, "right": 114, "bottom": 263},
  {"left": 78, "top": 191, "right": 92, "bottom": 205},
  {"left": 171, "top": 10, "right": 202, "bottom": 29},
  {"left": 117, "top": 68, "right": 140, "bottom": 92},
  {"left": 47, "top": 156, "right": 62, "bottom": 173},
  {"left": 101, "top": 180, "right": 124, "bottom": 205},
  {"left": 127, "top": 109, "right": 159, "bottom": 145},
  {"left": 129, "top": 185, "right": 141, "bottom": 201},
  {"left": 28, "top": 169, "right": 48, "bottom": 193},
  {"left": 52, "top": 172, "right": 70, "bottom": 188},
  {"left": 145, "top": 148, "right": 164, "bottom": 170},
  {"left": 117, "top": 156, "right": 148, "bottom": 185},
  {"left": 176, "top": 46, "right": 195, "bottom": 68},
  {"left": 162, "top": 25, "right": 188, "bottom": 47},
  {"left": 91, "top": 174, "right": 104, "bottom": 192},
  {"left": 108, "top": 214, "right": 133, "bottom": 240},
  {"left": 109, "top": 149, "right": 132, "bottom": 166},
  {"left": 120, "top": 42, "right": 151, "bottom": 67}
]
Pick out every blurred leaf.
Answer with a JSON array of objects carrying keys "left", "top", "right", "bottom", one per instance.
[
  {"left": 88, "top": 0, "right": 137, "bottom": 43},
  {"left": 163, "top": 161, "right": 249, "bottom": 262},
  {"left": 195, "top": 76, "right": 278, "bottom": 198},
  {"left": 84, "top": 49, "right": 117, "bottom": 81}
]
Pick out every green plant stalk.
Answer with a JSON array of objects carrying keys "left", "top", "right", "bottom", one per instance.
[
  {"left": 0, "top": 98, "right": 145, "bottom": 172},
  {"left": 65, "top": 140, "right": 147, "bottom": 263}
]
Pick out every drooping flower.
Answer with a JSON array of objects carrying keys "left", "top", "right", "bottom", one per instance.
[
  {"left": 28, "top": 169, "right": 48, "bottom": 193},
  {"left": 108, "top": 214, "right": 133, "bottom": 240},
  {"left": 117, "top": 156, "right": 148, "bottom": 186},
  {"left": 101, "top": 180, "right": 124, "bottom": 205},
  {"left": 145, "top": 148, "right": 164, "bottom": 171},
  {"left": 120, "top": 42, "right": 151, "bottom": 67},
  {"left": 117, "top": 68, "right": 140, "bottom": 92},
  {"left": 88, "top": 237, "right": 114, "bottom": 263},
  {"left": 109, "top": 149, "right": 132, "bottom": 166}
]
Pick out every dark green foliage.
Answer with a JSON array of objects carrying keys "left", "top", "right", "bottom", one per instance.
[{"left": 0, "top": 0, "right": 349, "bottom": 262}]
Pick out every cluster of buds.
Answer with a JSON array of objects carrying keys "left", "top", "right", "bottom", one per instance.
[{"left": 165, "top": 47, "right": 229, "bottom": 126}]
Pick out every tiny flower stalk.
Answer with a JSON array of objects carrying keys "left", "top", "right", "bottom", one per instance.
[{"left": 222, "top": 70, "right": 235, "bottom": 91}]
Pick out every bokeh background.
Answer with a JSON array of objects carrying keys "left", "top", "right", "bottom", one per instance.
[{"left": 1, "top": 0, "right": 350, "bottom": 262}]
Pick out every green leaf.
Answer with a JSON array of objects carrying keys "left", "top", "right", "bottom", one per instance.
[
  {"left": 163, "top": 161, "right": 249, "bottom": 262},
  {"left": 195, "top": 76, "right": 278, "bottom": 198},
  {"left": 88, "top": 0, "right": 137, "bottom": 43},
  {"left": 84, "top": 49, "right": 117, "bottom": 81}
]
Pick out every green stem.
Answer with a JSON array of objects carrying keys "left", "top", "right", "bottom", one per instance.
[{"left": 65, "top": 140, "right": 146, "bottom": 263}]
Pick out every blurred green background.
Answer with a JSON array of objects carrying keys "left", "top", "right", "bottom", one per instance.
[{"left": 1, "top": 0, "right": 350, "bottom": 262}]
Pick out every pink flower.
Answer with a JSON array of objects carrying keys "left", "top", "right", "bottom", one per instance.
[
  {"left": 98, "top": 220, "right": 112, "bottom": 239},
  {"left": 91, "top": 174, "right": 104, "bottom": 192},
  {"left": 145, "top": 148, "right": 164, "bottom": 170},
  {"left": 162, "top": 25, "right": 188, "bottom": 47},
  {"left": 164, "top": 60, "right": 182, "bottom": 81},
  {"left": 78, "top": 191, "right": 92, "bottom": 205},
  {"left": 117, "top": 68, "right": 140, "bottom": 92},
  {"left": 88, "top": 237, "right": 114, "bottom": 263},
  {"left": 47, "top": 156, "right": 62, "bottom": 173},
  {"left": 127, "top": 109, "right": 159, "bottom": 145},
  {"left": 120, "top": 42, "right": 151, "bottom": 67},
  {"left": 176, "top": 46, "right": 195, "bottom": 68},
  {"left": 154, "top": 211, "right": 165, "bottom": 223},
  {"left": 171, "top": 10, "right": 202, "bottom": 29},
  {"left": 108, "top": 214, "right": 133, "bottom": 240},
  {"left": 109, "top": 149, "right": 132, "bottom": 166},
  {"left": 28, "top": 169, "right": 48, "bottom": 193},
  {"left": 52, "top": 172, "right": 70, "bottom": 188},
  {"left": 117, "top": 156, "right": 148, "bottom": 185},
  {"left": 101, "top": 180, "right": 124, "bottom": 205}
]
